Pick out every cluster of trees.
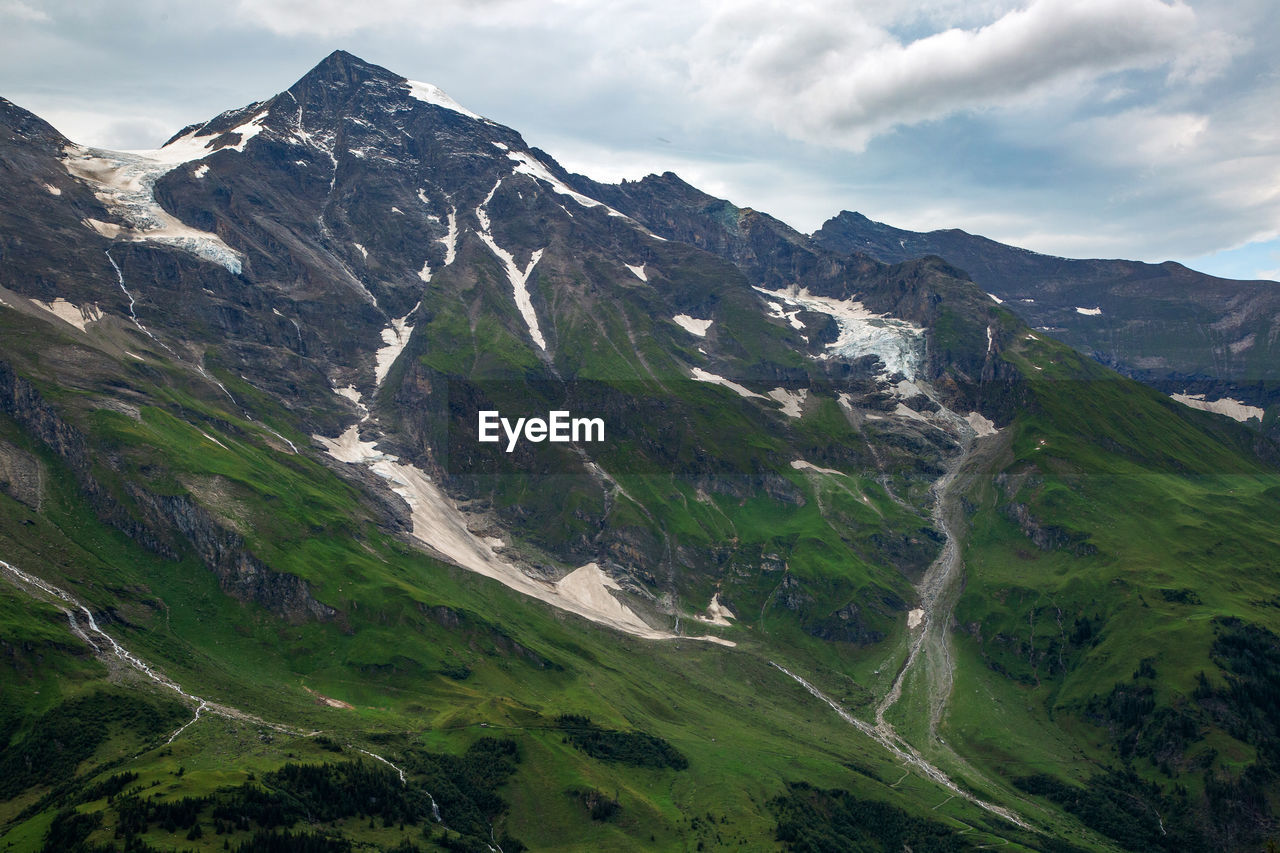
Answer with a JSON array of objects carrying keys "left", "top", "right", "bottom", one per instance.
[
  {"left": 39, "top": 737, "right": 529, "bottom": 853},
  {"left": 229, "top": 830, "right": 352, "bottom": 852},
  {"left": 0, "top": 692, "right": 186, "bottom": 800},
  {"left": 769, "top": 782, "right": 979, "bottom": 852},
  {"left": 1013, "top": 772, "right": 1183, "bottom": 851},
  {"left": 106, "top": 759, "right": 433, "bottom": 838},
  {"left": 554, "top": 714, "right": 688, "bottom": 770},
  {"left": 1056, "top": 616, "right": 1280, "bottom": 850},
  {"left": 402, "top": 736, "right": 521, "bottom": 841},
  {"left": 566, "top": 787, "right": 620, "bottom": 821}
]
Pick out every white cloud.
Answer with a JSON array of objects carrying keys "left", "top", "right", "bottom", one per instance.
[
  {"left": 0, "top": 1, "right": 48, "bottom": 22},
  {"left": 231, "top": 0, "right": 557, "bottom": 37},
  {"left": 23, "top": 107, "right": 179, "bottom": 149},
  {"left": 679, "top": 0, "right": 1212, "bottom": 149},
  {"left": 1072, "top": 108, "right": 1210, "bottom": 165}
]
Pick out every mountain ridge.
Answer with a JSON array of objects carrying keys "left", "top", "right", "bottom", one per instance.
[{"left": 813, "top": 209, "right": 1280, "bottom": 429}]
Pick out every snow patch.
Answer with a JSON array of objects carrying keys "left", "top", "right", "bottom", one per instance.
[
  {"left": 763, "top": 299, "right": 805, "bottom": 330},
  {"left": 506, "top": 150, "right": 626, "bottom": 216},
  {"left": 791, "top": 459, "right": 842, "bottom": 476},
  {"left": 141, "top": 108, "right": 268, "bottom": 165},
  {"left": 476, "top": 178, "right": 500, "bottom": 232},
  {"left": 556, "top": 563, "right": 655, "bottom": 636},
  {"left": 31, "top": 297, "right": 102, "bottom": 332},
  {"left": 1075, "top": 306, "right": 1102, "bottom": 316},
  {"left": 314, "top": 424, "right": 385, "bottom": 465},
  {"left": 437, "top": 209, "right": 458, "bottom": 266},
  {"left": 1229, "top": 333, "right": 1255, "bottom": 355},
  {"left": 695, "top": 593, "right": 735, "bottom": 627},
  {"left": 353, "top": 242, "right": 368, "bottom": 259},
  {"left": 84, "top": 218, "right": 123, "bottom": 238},
  {"left": 475, "top": 179, "right": 547, "bottom": 350},
  {"left": 907, "top": 608, "right": 924, "bottom": 629},
  {"left": 672, "top": 314, "right": 711, "bottom": 337},
  {"left": 987, "top": 292, "right": 1003, "bottom": 304},
  {"left": 199, "top": 430, "right": 228, "bottom": 450},
  {"left": 375, "top": 305, "right": 417, "bottom": 385},
  {"left": 405, "top": 80, "right": 483, "bottom": 120},
  {"left": 333, "top": 384, "right": 371, "bottom": 422},
  {"left": 192, "top": 164, "right": 209, "bottom": 179},
  {"left": 480, "top": 237, "right": 546, "bottom": 350},
  {"left": 42, "top": 183, "right": 61, "bottom": 195},
  {"left": 755, "top": 286, "right": 924, "bottom": 379},
  {"left": 691, "top": 368, "right": 765, "bottom": 400},
  {"left": 894, "top": 402, "right": 929, "bottom": 423},
  {"left": 1170, "top": 393, "right": 1264, "bottom": 423},
  {"left": 767, "top": 387, "right": 806, "bottom": 418},
  {"left": 966, "top": 411, "right": 997, "bottom": 437},
  {"left": 314, "top": 428, "right": 729, "bottom": 643},
  {"left": 625, "top": 263, "right": 647, "bottom": 282}
]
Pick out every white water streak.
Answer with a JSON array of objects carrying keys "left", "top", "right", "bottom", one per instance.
[
  {"left": 0, "top": 558, "right": 304, "bottom": 739},
  {"left": 769, "top": 661, "right": 1030, "bottom": 829}
]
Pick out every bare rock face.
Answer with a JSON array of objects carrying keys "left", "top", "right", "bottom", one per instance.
[
  {"left": 0, "top": 359, "right": 334, "bottom": 623},
  {"left": 0, "top": 439, "right": 41, "bottom": 509}
]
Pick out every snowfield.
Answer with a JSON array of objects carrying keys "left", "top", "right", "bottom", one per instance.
[{"left": 62, "top": 146, "right": 244, "bottom": 274}]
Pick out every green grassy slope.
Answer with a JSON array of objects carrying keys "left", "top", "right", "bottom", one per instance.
[
  {"left": 946, "top": 332, "right": 1280, "bottom": 849},
  {"left": 5, "top": 262, "right": 1280, "bottom": 852},
  {"left": 0, "top": 313, "right": 1038, "bottom": 851}
]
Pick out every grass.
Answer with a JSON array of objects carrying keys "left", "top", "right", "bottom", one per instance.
[
  {"left": 0, "top": 418, "right": 1012, "bottom": 851},
  {"left": 9, "top": 244, "right": 1280, "bottom": 850},
  {"left": 935, "top": 331, "right": 1280, "bottom": 843}
]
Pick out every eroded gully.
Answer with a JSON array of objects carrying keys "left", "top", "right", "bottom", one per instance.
[{"left": 774, "top": 429, "right": 1031, "bottom": 831}]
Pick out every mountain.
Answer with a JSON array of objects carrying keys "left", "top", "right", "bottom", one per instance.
[
  {"left": 812, "top": 210, "right": 1280, "bottom": 430},
  {"left": 1, "top": 50, "right": 1279, "bottom": 852}
]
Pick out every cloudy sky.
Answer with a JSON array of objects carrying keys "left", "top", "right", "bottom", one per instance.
[{"left": 3, "top": 0, "right": 1279, "bottom": 279}]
